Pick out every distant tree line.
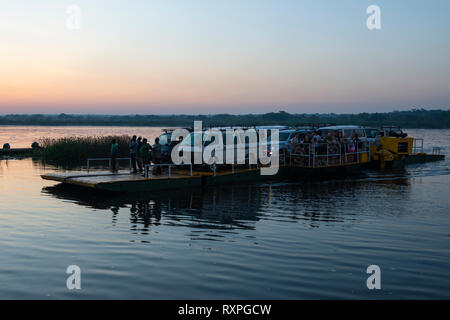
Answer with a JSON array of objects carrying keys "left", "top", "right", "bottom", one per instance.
[{"left": 0, "top": 109, "right": 449, "bottom": 128}]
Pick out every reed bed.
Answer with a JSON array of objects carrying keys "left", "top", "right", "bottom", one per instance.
[{"left": 39, "top": 135, "right": 131, "bottom": 166}]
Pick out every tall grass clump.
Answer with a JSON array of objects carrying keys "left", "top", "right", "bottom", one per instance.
[{"left": 40, "top": 135, "right": 131, "bottom": 166}]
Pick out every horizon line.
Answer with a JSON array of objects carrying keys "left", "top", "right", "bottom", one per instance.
[{"left": 0, "top": 108, "right": 449, "bottom": 117}]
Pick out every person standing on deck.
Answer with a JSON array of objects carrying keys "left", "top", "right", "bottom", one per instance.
[
  {"left": 347, "top": 134, "right": 356, "bottom": 162},
  {"left": 289, "top": 133, "right": 300, "bottom": 152},
  {"left": 312, "top": 131, "right": 321, "bottom": 152},
  {"left": 129, "top": 135, "right": 138, "bottom": 174},
  {"left": 140, "top": 138, "right": 152, "bottom": 175},
  {"left": 110, "top": 139, "right": 119, "bottom": 172},
  {"left": 136, "top": 136, "right": 144, "bottom": 173},
  {"left": 152, "top": 137, "right": 162, "bottom": 175},
  {"left": 303, "top": 132, "right": 311, "bottom": 158}
]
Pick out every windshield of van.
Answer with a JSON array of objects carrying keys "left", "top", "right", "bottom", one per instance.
[
  {"left": 180, "top": 133, "right": 203, "bottom": 146},
  {"left": 365, "top": 129, "right": 379, "bottom": 138},
  {"left": 279, "top": 132, "right": 292, "bottom": 142},
  {"left": 343, "top": 129, "right": 366, "bottom": 137},
  {"left": 158, "top": 134, "right": 169, "bottom": 145}
]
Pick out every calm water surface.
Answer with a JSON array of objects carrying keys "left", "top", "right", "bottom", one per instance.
[
  {"left": 0, "top": 126, "right": 166, "bottom": 148},
  {"left": 0, "top": 128, "right": 449, "bottom": 299}
]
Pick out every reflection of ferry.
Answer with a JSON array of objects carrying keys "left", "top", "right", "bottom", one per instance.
[
  {"left": 41, "top": 125, "right": 445, "bottom": 193},
  {"left": 42, "top": 174, "right": 414, "bottom": 231},
  {"left": 42, "top": 183, "right": 263, "bottom": 231}
]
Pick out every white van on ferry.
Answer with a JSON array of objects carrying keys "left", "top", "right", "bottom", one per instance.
[{"left": 318, "top": 125, "right": 379, "bottom": 143}]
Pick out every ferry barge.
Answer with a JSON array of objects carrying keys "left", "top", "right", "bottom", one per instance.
[
  {"left": 41, "top": 142, "right": 372, "bottom": 193},
  {"left": 41, "top": 125, "right": 445, "bottom": 193}
]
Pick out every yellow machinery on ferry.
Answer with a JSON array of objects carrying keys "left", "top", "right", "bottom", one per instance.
[{"left": 370, "top": 127, "right": 414, "bottom": 168}]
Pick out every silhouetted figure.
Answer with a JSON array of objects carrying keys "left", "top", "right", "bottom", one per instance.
[
  {"left": 129, "top": 135, "right": 138, "bottom": 174},
  {"left": 152, "top": 137, "right": 162, "bottom": 174},
  {"left": 140, "top": 138, "right": 152, "bottom": 174},
  {"left": 3, "top": 143, "right": 10, "bottom": 150},
  {"left": 110, "top": 139, "right": 119, "bottom": 172},
  {"left": 136, "top": 136, "right": 143, "bottom": 173}
]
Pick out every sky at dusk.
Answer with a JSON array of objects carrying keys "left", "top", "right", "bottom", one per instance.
[{"left": 1, "top": 0, "right": 450, "bottom": 114}]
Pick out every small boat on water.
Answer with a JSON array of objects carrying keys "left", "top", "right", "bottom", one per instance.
[{"left": 0, "top": 148, "right": 36, "bottom": 158}]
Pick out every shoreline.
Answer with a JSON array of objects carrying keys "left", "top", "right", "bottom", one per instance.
[{"left": 1, "top": 110, "right": 449, "bottom": 129}]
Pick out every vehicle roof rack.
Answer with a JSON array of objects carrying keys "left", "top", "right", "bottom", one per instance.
[
  {"left": 161, "top": 127, "right": 194, "bottom": 133},
  {"left": 196, "top": 124, "right": 290, "bottom": 131},
  {"left": 292, "top": 123, "right": 337, "bottom": 129}
]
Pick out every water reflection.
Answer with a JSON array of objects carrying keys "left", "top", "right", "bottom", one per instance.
[
  {"left": 42, "top": 175, "right": 412, "bottom": 234},
  {"left": 42, "top": 184, "right": 262, "bottom": 230}
]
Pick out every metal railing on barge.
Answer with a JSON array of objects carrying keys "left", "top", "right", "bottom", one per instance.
[
  {"left": 413, "top": 138, "right": 424, "bottom": 154},
  {"left": 85, "top": 157, "right": 194, "bottom": 179},
  {"left": 87, "top": 157, "right": 131, "bottom": 171},
  {"left": 83, "top": 142, "right": 371, "bottom": 179},
  {"left": 144, "top": 163, "right": 193, "bottom": 178},
  {"left": 286, "top": 142, "right": 371, "bottom": 168}
]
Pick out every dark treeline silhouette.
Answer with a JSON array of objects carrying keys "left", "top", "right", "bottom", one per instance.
[{"left": 1, "top": 109, "right": 449, "bottom": 128}]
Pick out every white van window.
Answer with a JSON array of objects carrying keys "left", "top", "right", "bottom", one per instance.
[
  {"left": 344, "top": 129, "right": 365, "bottom": 137},
  {"left": 158, "top": 134, "right": 169, "bottom": 145}
]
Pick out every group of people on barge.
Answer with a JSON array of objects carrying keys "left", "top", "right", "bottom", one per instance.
[
  {"left": 110, "top": 135, "right": 163, "bottom": 175},
  {"left": 288, "top": 130, "right": 363, "bottom": 166}
]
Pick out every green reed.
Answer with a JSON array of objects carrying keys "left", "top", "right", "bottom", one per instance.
[{"left": 39, "top": 135, "right": 131, "bottom": 166}]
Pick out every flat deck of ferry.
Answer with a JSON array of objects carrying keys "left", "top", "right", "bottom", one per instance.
[{"left": 42, "top": 170, "right": 202, "bottom": 187}]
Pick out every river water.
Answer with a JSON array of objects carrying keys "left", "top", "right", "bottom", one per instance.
[{"left": 0, "top": 127, "right": 449, "bottom": 299}]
